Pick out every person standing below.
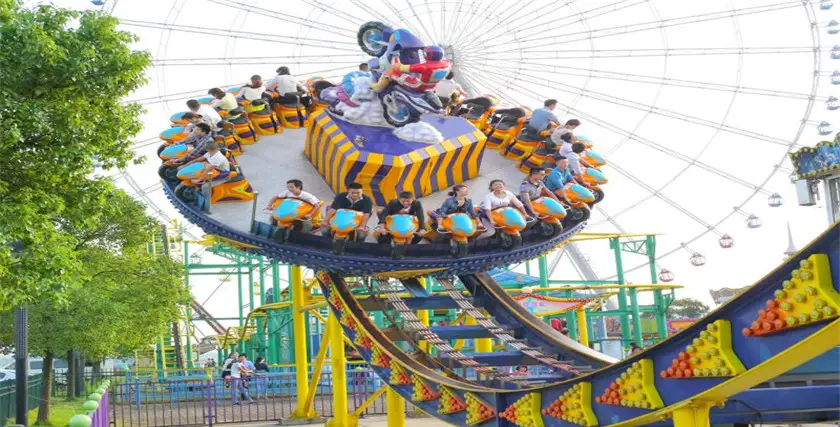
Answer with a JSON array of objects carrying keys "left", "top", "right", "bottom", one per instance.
[
  {"left": 221, "top": 352, "right": 238, "bottom": 388},
  {"left": 230, "top": 354, "right": 254, "bottom": 405},
  {"left": 254, "top": 357, "right": 270, "bottom": 399},
  {"left": 186, "top": 99, "right": 222, "bottom": 128}
]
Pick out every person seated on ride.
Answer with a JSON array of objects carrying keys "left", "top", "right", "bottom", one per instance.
[
  {"left": 263, "top": 179, "right": 322, "bottom": 230},
  {"left": 321, "top": 183, "right": 373, "bottom": 241},
  {"left": 566, "top": 142, "right": 594, "bottom": 188},
  {"left": 545, "top": 156, "right": 576, "bottom": 204},
  {"left": 178, "top": 141, "right": 230, "bottom": 199},
  {"left": 240, "top": 74, "right": 268, "bottom": 103},
  {"left": 267, "top": 66, "right": 311, "bottom": 108},
  {"left": 359, "top": 63, "right": 370, "bottom": 72},
  {"left": 187, "top": 99, "right": 222, "bottom": 128},
  {"left": 519, "top": 167, "right": 561, "bottom": 217},
  {"left": 208, "top": 87, "right": 239, "bottom": 112},
  {"left": 434, "top": 71, "right": 465, "bottom": 107},
  {"left": 170, "top": 123, "right": 215, "bottom": 166},
  {"left": 480, "top": 179, "right": 528, "bottom": 234},
  {"left": 182, "top": 112, "right": 217, "bottom": 133},
  {"left": 551, "top": 119, "right": 581, "bottom": 151},
  {"left": 430, "top": 184, "right": 477, "bottom": 230},
  {"left": 373, "top": 191, "right": 428, "bottom": 244},
  {"left": 522, "top": 99, "right": 560, "bottom": 145},
  {"left": 557, "top": 132, "right": 574, "bottom": 157}
]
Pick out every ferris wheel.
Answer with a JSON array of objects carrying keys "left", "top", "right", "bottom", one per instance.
[{"left": 93, "top": 0, "right": 837, "bottom": 293}]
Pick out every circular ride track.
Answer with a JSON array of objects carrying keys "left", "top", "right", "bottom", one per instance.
[{"left": 106, "top": 0, "right": 838, "bottom": 287}]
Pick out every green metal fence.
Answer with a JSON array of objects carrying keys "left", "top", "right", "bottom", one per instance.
[{"left": 0, "top": 374, "right": 43, "bottom": 426}]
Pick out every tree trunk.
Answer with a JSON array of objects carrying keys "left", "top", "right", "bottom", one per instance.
[
  {"left": 36, "top": 352, "right": 54, "bottom": 423},
  {"left": 66, "top": 349, "right": 76, "bottom": 400},
  {"left": 92, "top": 360, "right": 101, "bottom": 387},
  {"left": 76, "top": 353, "right": 85, "bottom": 397}
]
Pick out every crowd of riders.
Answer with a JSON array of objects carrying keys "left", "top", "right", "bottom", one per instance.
[{"left": 167, "top": 65, "right": 597, "bottom": 247}]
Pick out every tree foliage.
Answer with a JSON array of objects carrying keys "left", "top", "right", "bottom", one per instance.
[
  {"left": 0, "top": 1, "right": 151, "bottom": 307},
  {"left": 666, "top": 297, "right": 711, "bottom": 320}
]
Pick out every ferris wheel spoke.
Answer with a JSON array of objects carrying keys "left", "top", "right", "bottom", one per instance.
[
  {"left": 473, "top": 67, "right": 773, "bottom": 193},
  {"left": 301, "top": 0, "right": 367, "bottom": 26},
  {"left": 503, "top": 0, "right": 648, "bottom": 43},
  {"left": 404, "top": 1, "right": 438, "bottom": 45},
  {"left": 484, "top": 0, "right": 808, "bottom": 52},
  {"left": 491, "top": 65, "right": 796, "bottom": 148},
  {"left": 120, "top": 19, "right": 360, "bottom": 51},
  {"left": 473, "top": 46, "right": 817, "bottom": 59},
  {"left": 151, "top": 56, "right": 362, "bottom": 67},
  {"left": 447, "top": 0, "right": 514, "bottom": 48},
  {"left": 205, "top": 0, "right": 357, "bottom": 38},
  {"left": 380, "top": 0, "right": 436, "bottom": 45}
]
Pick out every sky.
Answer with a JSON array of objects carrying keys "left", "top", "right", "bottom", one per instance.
[{"left": 29, "top": 0, "right": 839, "bottom": 339}]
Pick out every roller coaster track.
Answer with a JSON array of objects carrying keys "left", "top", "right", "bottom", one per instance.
[
  {"left": 190, "top": 298, "right": 226, "bottom": 336},
  {"left": 317, "top": 221, "right": 840, "bottom": 426}
]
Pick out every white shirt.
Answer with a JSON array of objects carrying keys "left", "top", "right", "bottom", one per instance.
[
  {"left": 559, "top": 142, "right": 573, "bottom": 157},
  {"left": 566, "top": 151, "right": 583, "bottom": 175},
  {"left": 481, "top": 190, "right": 523, "bottom": 210},
  {"left": 204, "top": 151, "right": 230, "bottom": 172},
  {"left": 550, "top": 127, "right": 572, "bottom": 147},
  {"left": 275, "top": 189, "right": 320, "bottom": 206},
  {"left": 434, "top": 79, "right": 463, "bottom": 98},
  {"left": 230, "top": 361, "right": 242, "bottom": 379},
  {"left": 197, "top": 104, "right": 222, "bottom": 125},
  {"left": 240, "top": 85, "right": 266, "bottom": 101},
  {"left": 271, "top": 74, "right": 299, "bottom": 95}
]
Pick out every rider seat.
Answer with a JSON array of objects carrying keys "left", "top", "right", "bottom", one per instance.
[
  {"left": 486, "top": 108, "right": 530, "bottom": 150},
  {"left": 248, "top": 99, "right": 282, "bottom": 136},
  {"left": 271, "top": 92, "right": 308, "bottom": 129},
  {"left": 214, "top": 125, "right": 243, "bottom": 156},
  {"left": 227, "top": 108, "right": 258, "bottom": 145},
  {"left": 458, "top": 97, "right": 496, "bottom": 132}
]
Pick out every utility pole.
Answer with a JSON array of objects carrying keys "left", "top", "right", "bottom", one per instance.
[{"left": 15, "top": 307, "right": 29, "bottom": 426}]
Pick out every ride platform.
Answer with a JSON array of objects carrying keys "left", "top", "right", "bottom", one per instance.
[{"left": 305, "top": 111, "right": 486, "bottom": 205}]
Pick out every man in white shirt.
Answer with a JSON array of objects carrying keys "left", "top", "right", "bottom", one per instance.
[
  {"left": 550, "top": 119, "right": 581, "bottom": 150},
  {"left": 230, "top": 354, "right": 254, "bottom": 404},
  {"left": 264, "top": 179, "right": 320, "bottom": 210},
  {"left": 187, "top": 99, "right": 222, "bottom": 127}
]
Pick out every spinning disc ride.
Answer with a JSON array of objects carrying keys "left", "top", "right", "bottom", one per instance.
[{"left": 93, "top": 0, "right": 840, "bottom": 425}]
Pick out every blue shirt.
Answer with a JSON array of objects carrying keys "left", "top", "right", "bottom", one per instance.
[
  {"left": 244, "top": 360, "right": 255, "bottom": 371},
  {"left": 545, "top": 167, "right": 574, "bottom": 191},
  {"left": 528, "top": 108, "right": 558, "bottom": 131}
]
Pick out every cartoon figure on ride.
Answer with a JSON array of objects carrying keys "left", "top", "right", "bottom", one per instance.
[{"left": 337, "top": 21, "right": 451, "bottom": 127}]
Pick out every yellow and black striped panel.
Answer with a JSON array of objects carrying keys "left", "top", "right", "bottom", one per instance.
[{"left": 305, "top": 111, "right": 487, "bottom": 205}]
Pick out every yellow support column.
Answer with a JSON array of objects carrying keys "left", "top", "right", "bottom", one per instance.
[
  {"left": 576, "top": 307, "right": 589, "bottom": 347},
  {"left": 386, "top": 387, "right": 406, "bottom": 427},
  {"left": 468, "top": 315, "right": 493, "bottom": 353},
  {"left": 327, "top": 310, "right": 352, "bottom": 426},
  {"left": 417, "top": 278, "right": 430, "bottom": 351},
  {"left": 672, "top": 402, "right": 714, "bottom": 427},
  {"left": 290, "top": 265, "right": 311, "bottom": 418}
]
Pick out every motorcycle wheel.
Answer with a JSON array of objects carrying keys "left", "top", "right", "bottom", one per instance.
[
  {"left": 537, "top": 222, "right": 562, "bottom": 237},
  {"left": 272, "top": 227, "right": 289, "bottom": 244},
  {"left": 591, "top": 188, "right": 605, "bottom": 205},
  {"left": 498, "top": 233, "right": 522, "bottom": 250},
  {"left": 332, "top": 237, "right": 348, "bottom": 255},
  {"left": 382, "top": 98, "right": 419, "bottom": 127},
  {"left": 158, "top": 164, "right": 178, "bottom": 182},
  {"left": 357, "top": 22, "right": 389, "bottom": 57},
  {"left": 174, "top": 183, "right": 198, "bottom": 204}
]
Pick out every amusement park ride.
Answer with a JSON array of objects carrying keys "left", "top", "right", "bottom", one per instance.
[{"left": 149, "top": 20, "right": 840, "bottom": 427}]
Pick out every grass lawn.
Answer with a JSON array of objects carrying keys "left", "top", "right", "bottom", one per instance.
[{"left": 25, "top": 398, "right": 86, "bottom": 427}]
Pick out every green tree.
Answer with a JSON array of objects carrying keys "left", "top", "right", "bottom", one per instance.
[
  {"left": 0, "top": 188, "right": 189, "bottom": 423},
  {"left": 666, "top": 298, "right": 711, "bottom": 320},
  {"left": 0, "top": 1, "right": 151, "bottom": 307}
]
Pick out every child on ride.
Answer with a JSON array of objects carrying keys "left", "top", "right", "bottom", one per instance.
[
  {"left": 518, "top": 168, "right": 561, "bottom": 217},
  {"left": 181, "top": 141, "right": 230, "bottom": 183},
  {"left": 566, "top": 142, "right": 594, "bottom": 187},
  {"left": 373, "top": 191, "right": 427, "bottom": 244},
  {"left": 480, "top": 179, "right": 529, "bottom": 233},
  {"left": 431, "top": 184, "right": 477, "bottom": 230}
]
